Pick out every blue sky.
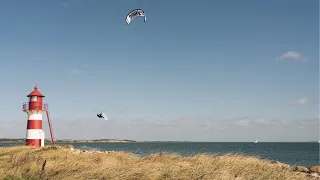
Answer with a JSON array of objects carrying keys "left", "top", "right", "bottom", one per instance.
[{"left": 0, "top": 0, "right": 318, "bottom": 141}]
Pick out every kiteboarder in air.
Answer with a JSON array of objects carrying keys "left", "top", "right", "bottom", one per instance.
[{"left": 97, "top": 112, "right": 108, "bottom": 120}]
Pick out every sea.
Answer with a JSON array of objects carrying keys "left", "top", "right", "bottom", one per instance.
[{"left": 0, "top": 142, "right": 319, "bottom": 167}]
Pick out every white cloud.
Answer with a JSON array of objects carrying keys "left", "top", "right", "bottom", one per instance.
[
  {"left": 300, "top": 115, "right": 320, "bottom": 124},
  {"left": 236, "top": 119, "right": 249, "bottom": 126},
  {"left": 255, "top": 118, "right": 271, "bottom": 124},
  {"left": 293, "top": 115, "right": 319, "bottom": 130},
  {"left": 292, "top": 98, "right": 309, "bottom": 105},
  {"left": 59, "top": 1, "right": 69, "bottom": 7},
  {"left": 70, "top": 68, "right": 80, "bottom": 74},
  {"left": 276, "top": 51, "right": 308, "bottom": 62}
]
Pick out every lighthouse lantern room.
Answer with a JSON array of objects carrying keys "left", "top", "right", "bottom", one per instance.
[{"left": 22, "top": 86, "right": 54, "bottom": 147}]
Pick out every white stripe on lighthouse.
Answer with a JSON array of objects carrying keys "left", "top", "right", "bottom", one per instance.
[
  {"left": 26, "top": 129, "right": 43, "bottom": 139},
  {"left": 28, "top": 114, "right": 43, "bottom": 120},
  {"left": 40, "top": 132, "right": 45, "bottom": 147}
]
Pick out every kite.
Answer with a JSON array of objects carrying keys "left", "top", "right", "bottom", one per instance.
[{"left": 126, "top": 9, "right": 146, "bottom": 24}]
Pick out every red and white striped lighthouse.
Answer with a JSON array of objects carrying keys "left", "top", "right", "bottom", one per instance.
[{"left": 22, "top": 86, "right": 47, "bottom": 147}]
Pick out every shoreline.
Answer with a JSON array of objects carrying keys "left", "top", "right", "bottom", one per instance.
[
  {"left": 0, "top": 138, "right": 136, "bottom": 143},
  {"left": 1, "top": 141, "right": 316, "bottom": 168},
  {"left": 0, "top": 138, "right": 318, "bottom": 143},
  {"left": 0, "top": 145, "right": 319, "bottom": 179}
]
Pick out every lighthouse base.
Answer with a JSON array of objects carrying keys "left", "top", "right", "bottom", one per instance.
[
  {"left": 25, "top": 129, "right": 45, "bottom": 147},
  {"left": 26, "top": 139, "right": 42, "bottom": 147}
]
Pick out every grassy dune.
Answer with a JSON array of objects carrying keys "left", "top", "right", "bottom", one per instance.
[{"left": 0, "top": 145, "right": 316, "bottom": 180}]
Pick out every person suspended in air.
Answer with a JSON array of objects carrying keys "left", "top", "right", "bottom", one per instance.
[{"left": 97, "top": 112, "right": 108, "bottom": 120}]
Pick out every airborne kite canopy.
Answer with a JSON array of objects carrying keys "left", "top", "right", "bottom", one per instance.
[
  {"left": 97, "top": 112, "right": 108, "bottom": 121},
  {"left": 126, "top": 9, "right": 146, "bottom": 24}
]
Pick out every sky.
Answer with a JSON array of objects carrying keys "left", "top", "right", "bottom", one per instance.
[{"left": 0, "top": 0, "right": 319, "bottom": 142}]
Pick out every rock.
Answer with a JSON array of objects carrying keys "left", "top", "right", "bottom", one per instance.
[
  {"left": 234, "top": 176, "right": 245, "bottom": 180},
  {"left": 271, "top": 160, "right": 280, "bottom": 164},
  {"left": 276, "top": 163, "right": 291, "bottom": 170},
  {"left": 294, "top": 166, "right": 309, "bottom": 173},
  {"left": 309, "top": 173, "right": 320, "bottom": 178},
  {"left": 310, "top": 166, "right": 320, "bottom": 174},
  {"left": 269, "top": 160, "right": 291, "bottom": 170}
]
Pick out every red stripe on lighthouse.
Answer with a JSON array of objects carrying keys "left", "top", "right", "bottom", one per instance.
[
  {"left": 27, "top": 120, "right": 42, "bottom": 129},
  {"left": 26, "top": 139, "right": 41, "bottom": 147}
]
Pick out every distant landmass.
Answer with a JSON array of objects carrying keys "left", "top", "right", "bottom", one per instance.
[{"left": 0, "top": 138, "right": 136, "bottom": 143}]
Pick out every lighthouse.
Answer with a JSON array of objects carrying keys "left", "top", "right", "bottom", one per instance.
[{"left": 22, "top": 86, "right": 49, "bottom": 147}]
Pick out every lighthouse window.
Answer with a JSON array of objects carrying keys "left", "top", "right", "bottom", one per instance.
[{"left": 31, "top": 96, "right": 37, "bottom": 101}]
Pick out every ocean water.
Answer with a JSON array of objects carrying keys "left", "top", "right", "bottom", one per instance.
[{"left": 1, "top": 142, "right": 319, "bottom": 167}]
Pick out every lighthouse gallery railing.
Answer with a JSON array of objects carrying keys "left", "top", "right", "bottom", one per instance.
[{"left": 22, "top": 103, "right": 48, "bottom": 111}]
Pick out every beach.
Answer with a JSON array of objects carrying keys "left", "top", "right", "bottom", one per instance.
[{"left": 0, "top": 145, "right": 319, "bottom": 180}]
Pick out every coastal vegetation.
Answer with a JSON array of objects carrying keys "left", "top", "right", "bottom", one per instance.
[{"left": 0, "top": 145, "right": 319, "bottom": 180}]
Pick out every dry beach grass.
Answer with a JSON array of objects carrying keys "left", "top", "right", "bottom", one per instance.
[{"left": 0, "top": 145, "right": 317, "bottom": 180}]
